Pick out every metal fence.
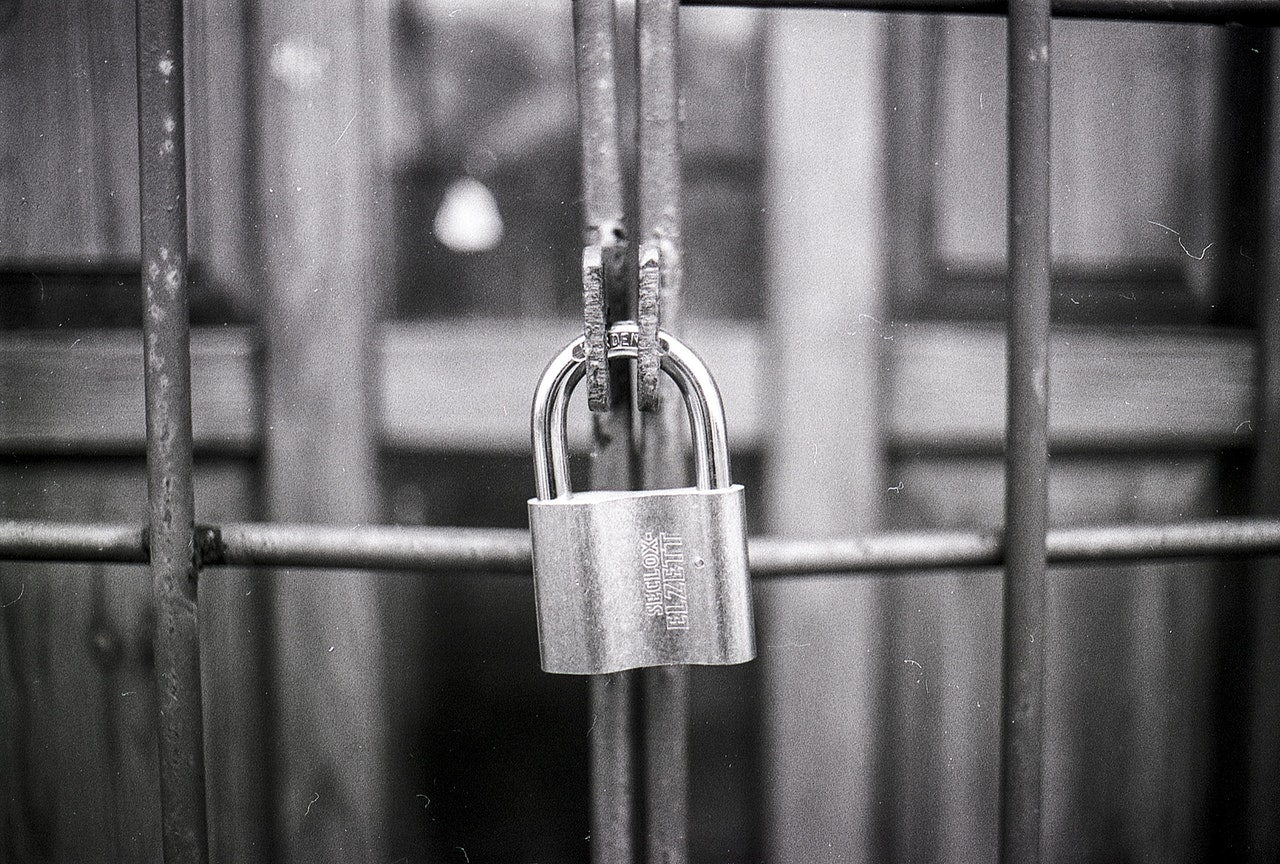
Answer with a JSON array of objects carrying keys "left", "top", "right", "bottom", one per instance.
[{"left": 3, "top": 0, "right": 1279, "bottom": 863}]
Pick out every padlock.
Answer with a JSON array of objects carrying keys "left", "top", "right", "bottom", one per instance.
[{"left": 528, "top": 320, "right": 756, "bottom": 675}]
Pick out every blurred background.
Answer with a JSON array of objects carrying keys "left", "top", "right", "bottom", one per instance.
[{"left": 2, "top": 0, "right": 1279, "bottom": 861}]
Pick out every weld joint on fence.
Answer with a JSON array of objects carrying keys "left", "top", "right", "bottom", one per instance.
[{"left": 194, "top": 524, "right": 223, "bottom": 569}]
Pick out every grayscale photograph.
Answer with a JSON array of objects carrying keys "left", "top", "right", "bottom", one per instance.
[{"left": 1, "top": 0, "right": 1277, "bottom": 861}]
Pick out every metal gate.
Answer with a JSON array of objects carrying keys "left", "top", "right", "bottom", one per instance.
[{"left": 3, "top": 0, "right": 1279, "bottom": 862}]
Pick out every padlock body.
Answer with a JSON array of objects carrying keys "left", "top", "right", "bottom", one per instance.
[{"left": 528, "top": 485, "right": 755, "bottom": 675}]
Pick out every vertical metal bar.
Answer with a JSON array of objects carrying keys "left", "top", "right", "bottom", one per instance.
[
  {"left": 576, "top": 0, "right": 630, "bottom": 414},
  {"left": 998, "top": 0, "right": 1049, "bottom": 860},
  {"left": 576, "top": 0, "right": 628, "bottom": 238},
  {"left": 591, "top": 672, "right": 637, "bottom": 864},
  {"left": 1000, "top": 0, "right": 1051, "bottom": 861},
  {"left": 135, "top": 0, "right": 208, "bottom": 860},
  {"left": 586, "top": 303, "right": 639, "bottom": 864},
  {"left": 575, "top": 2, "right": 638, "bottom": 861},
  {"left": 1248, "top": 30, "right": 1280, "bottom": 860},
  {"left": 642, "top": 665, "right": 688, "bottom": 864},
  {"left": 636, "top": 0, "right": 682, "bottom": 414},
  {"left": 1209, "top": 28, "right": 1272, "bottom": 859},
  {"left": 586, "top": 321, "right": 641, "bottom": 864},
  {"left": 636, "top": 1, "right": 688, "bottom": 862},
  {"left": 637, "top": 0, "right": 681, "bottom": 293}
]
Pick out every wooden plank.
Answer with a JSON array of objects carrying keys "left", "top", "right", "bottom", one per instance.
[
  {"left": 891, "top": 323, "right": 1255, "bottom": 450},
  {"left": 379, "top": 319, "right": 762, "bottom": 451},
  {"left": 185, "top": 0, "right": 255, "bottom": 310},
  {"left": 0, "top": 322, "right": 1255, "bottom": 454},
  {"left": 0, "top": 0, "right": 254, "bottom": 313},
  {"left": 0, "top": 466, "right": 155, "bottom": 862},
  {"left": 0, "top": 329, "right": 259, "bottom": 453},
  {"left": 0, "top": 0, "right": 139, "bottom": 263},
  {"left": 892, "top": 323, "right": 1254, "bottom": 450},
  {"left": 0, "top": 460, "right": 252, "bottom": 863},
  {"left": 888, "top": 455, "right": 1221, "bottom": 862},
  {"left": 758, "top": 11, "right": 891, "bottom": 862},
  {"left": 884, "top": 15, "right": 940, "bottom": 317},
  {"left": 195, "top": 464, "right": 273, "bottom": 864},
  {"left": 932, "top": 18, "right": 1219, "bottom": 272},
  {"left": 251, "top": 0, "right": 389, "bottom": 858},
  {"left": 882, "top": 26, "right": 982, "bottom": 855}
]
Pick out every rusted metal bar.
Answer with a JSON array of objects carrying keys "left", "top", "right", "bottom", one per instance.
[
  {"left": 637, "top": 0, "right": 681, "bottom": 262},
  {"left": 135, "top": 0, "right": 208, "bottom": 858},
  {"left": 583, "top": 246, "right": 614, "bottom": 413},
  {"left": 575, "top": 0, "right": 627, "bottom": 235},
  {"left": 575, "top": 0, "right": 629, "bottom": 414},
  {"left": 637, "top": 0, "right": 682, "bottom": 414},
  {"left": 1000, "top": 0, "right": 1052, "bottom": 859},
  {"left": 681, "top": 0, "right": 1280, "bottom": 25},
  {"left": 637, "top": 245, "right": 663, "bottom": 413},
  {"left": 6, "top": 519, "right": 1280, "bottom": 571}
]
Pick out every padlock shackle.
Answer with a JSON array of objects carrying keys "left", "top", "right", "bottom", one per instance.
[{"left": 532, "top": 321, "right": 731, "bottom": 500}]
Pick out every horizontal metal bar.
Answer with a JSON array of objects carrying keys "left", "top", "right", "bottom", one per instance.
[
  {"left": 207, "top": 523, "right": 533, "bottom": 572},
  {"left": 753, "top": 519, "right": 1280, "bottom": 572},
  {"left": 1048, "top": 520, "right": 1280, "bottom": 562},
  {"left": 749, "top": 530, "right": 1004, "bottom": 572},
  {"left": 4, "top": 518, "right": 1280, "bottom": 573},
  {"left": 681, "top": 0, "right": 1280, "bottom": 25},
  {"left": 0, "top": 521, "right": 150, "bottom": 563}
]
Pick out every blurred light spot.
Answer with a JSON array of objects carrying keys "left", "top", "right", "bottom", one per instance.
[
  {"left": 269, "top": 38, "right": 330, "bottom": 92},
  {"left": 433, "top": 177, "right": 503, "bottom": 253}
]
